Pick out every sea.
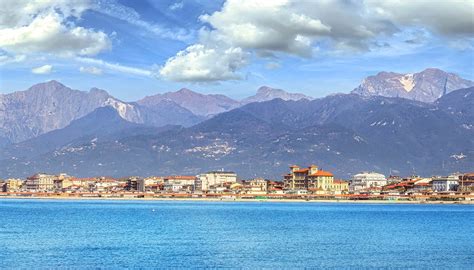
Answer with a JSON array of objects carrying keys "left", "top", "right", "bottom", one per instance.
[{"left": 0, "top": 199, "right": 473, "bottom": 269}]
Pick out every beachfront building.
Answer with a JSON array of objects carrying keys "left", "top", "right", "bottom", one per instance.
[
  {"left": 333, "top": 180, "right": 350, "bottom": 194},
  {"left": 26, "top": 173, "right": 57, "bottom": 192},
  {"left": 458, "top": 173, "right": 474, "bottom": 192},
  {"left": 248, "top": 178, "right": 268, "bottom": 193},
  {"left": 432, "top": 175, "right": 459, "bottom": 193},
  {"left": 163, "top": 176, "right": 196, "bottom": 193},
  {"left": 283, "top": 165, "right": 345, "bottom": 193},
  {"left": 125, "top": 177, "right": 142, "bottom": 191},
  {"left": 3, "top": 178, "right": 24, "bottom": 192},
  {"left": 350, "top": 172, "right": 387, "bottom": 191},
  {"left": 196, "top": 171, "right": 237, "bottom": 191}
]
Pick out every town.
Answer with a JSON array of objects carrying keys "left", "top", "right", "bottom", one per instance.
[{"left": 1, "top": 164, "right": 473, "bottom": 202}]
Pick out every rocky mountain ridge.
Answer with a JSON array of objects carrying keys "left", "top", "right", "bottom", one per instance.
[{"left": 352, "top": 68, "right": 473, "bottom": 102}]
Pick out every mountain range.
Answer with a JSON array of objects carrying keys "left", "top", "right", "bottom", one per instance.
[
  {"left": 0, "top": 82, "right": 311, "bottom": 144},
  {"left": 352, "top": 68, "right": 473, "bottom": 102},
  {"left": 0, "top": 68, "right": 472, "bottom": 179}
]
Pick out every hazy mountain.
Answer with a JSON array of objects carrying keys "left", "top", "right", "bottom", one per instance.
[
  {"left": 138, "top": 88, "right": 240, "bottom": 117},
  {"left": 241, "top": 86, "right": 313, "bottom": 104},
  {"left": 0, "top": 81, "right": 203, "bottom": 144},
  {"left": 1, "top": 88, "right": 472, "bottom": 179},
  {"left": 0, "top": 81, "right": 140, "bottom": 143},
  {"left": 0, "top": 106, "right": 180, "bottom": 164},
  {"left": 352, "top": 68, "right": 474, "bottom": 102}
]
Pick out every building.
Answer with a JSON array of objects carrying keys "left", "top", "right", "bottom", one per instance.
[
  {"left": 283, "top": 165, "right": 344, "bottom": 193},
  {"left": 248, "top": 178, "right": 268, "bottom": 193},
  {"left": 4, "top": 178, "right": 24, "bottom": 192},
  {"left": 197, "top": 171, "right": 237, "bottom": 191},
  {"left": 350, "top": 172, "right": 387, "bottom": 191},
  {"left": 95, "top": 178, "right": 120, "bottom": 192},
  {"left": 458, "top": 173, "right": 474, "bottom": 192},
  {"left": 163, "top": 176, "right": 196, "bottom": 193},
  {"left": 332, "top": 180, "right": 349, "bottom": 193},
  {"left": 125, "top": 177, "right": 143, "bottom": 191},
  {"left": 25, "top": 173, "right": 57, "bottom": 191},
  {"left": 432, "top": 175, "right": 459, "bottom": 193}
]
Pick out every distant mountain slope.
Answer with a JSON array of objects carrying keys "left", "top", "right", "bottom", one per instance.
[
  {"left": 352, "top": 68, "right": 474, "bottom": 102},
  {"left": 0, "top": 81, "right": 203, "bottom": 143},
  {"left": 1, "top": 89, "right": 472, "bottom": 179},
  {"left": 241, "top": 86, "right": 312, "bottom": 105},
  {"left": 0, "top": 80, "right": 147, "bottom": 143},
  {"left": 138, "top": 88, "right": 240, "bottom": 117},
  {"left": 138, "top": 86, "right": 313, "bottom": 117},
  {"left": 0, "top": 107, "right": 180, "bottom": 173}
]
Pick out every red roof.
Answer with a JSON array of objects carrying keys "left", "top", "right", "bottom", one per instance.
[
  {"left": 310, "top": 170, "right": 333, "bottom": 177},
  {"left": 290, "top": 165, "right": 300, "bottom": 168}
]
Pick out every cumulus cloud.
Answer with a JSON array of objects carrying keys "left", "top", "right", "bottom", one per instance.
[
  {"left": 160, "top": 0, "right": 473, "bottom": 82},
  {"left": 367, "top": 0, "right": 474, "bottom": 37},
  {"left": 79, "top": 66, "right": 103, "bottom": 75},
  {"left": 0, "top": 0, "right": 110, "bottom": 57},
  {"left": 159, "top": 44, "right": 248, "bottom": 82},
  {"left": 31, "top": 64, "right": 52, "bottom": 74},
  {"left": 199, "top": 1, "right": 331, "bottom": 57}
]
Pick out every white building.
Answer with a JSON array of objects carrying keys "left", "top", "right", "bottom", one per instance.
[
  {"left": 163, "top": 176, "right": 196, "bottom": 193},
  {"left": 196, "top": 171, "right": 237, "bottom": 191},
  {"left": 26, "top": 173, "right": 58, "bottom": 191},
  {"left": 432, "top": 175, "right": 459, "bottom": 192},
  {"left": 350, "top": 172, "right": 387, "bottom": 191}
]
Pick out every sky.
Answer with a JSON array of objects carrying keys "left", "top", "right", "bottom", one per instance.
[{"left": 0, "top": 0, "right": 473, "bottom": 101}]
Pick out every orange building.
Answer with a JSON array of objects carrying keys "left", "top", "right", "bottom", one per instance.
[{"left": 283, "top": 165, "right": 348, "bottom": 193}]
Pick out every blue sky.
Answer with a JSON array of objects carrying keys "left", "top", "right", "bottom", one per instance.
[{"left": 0, "top": 0, "right": 473, "bottom": 101}]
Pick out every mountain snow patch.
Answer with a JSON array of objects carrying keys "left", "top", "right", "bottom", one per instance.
[
  {"left": 451, "top": 153, "right": 467, "bottom": 160},
  {"left": 398, "top": 74, "right": 415, "bottom": 92}
]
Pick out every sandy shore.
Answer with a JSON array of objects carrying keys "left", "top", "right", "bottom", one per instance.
[{"left": 1, "top": 195, "right": 473, "bottom": 204}]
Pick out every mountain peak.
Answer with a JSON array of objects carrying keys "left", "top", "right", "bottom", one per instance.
[
  {"left": 242, "top": 86, "right": 312, "bottom": 104},
  {"left": 138, "top": 88, "right": 240, "bottom": 117},
  {"left": 352, "top": 68, "right": 474, "bottom": 102},
  {"left": 257, "top": 85, "right": 279, "bottom": 93},
  {"left": 30, "top": 80, "right": 67, "bottom": 91},
  {"left": 89, "top": 87, "right": 110, "bottom": 97}
]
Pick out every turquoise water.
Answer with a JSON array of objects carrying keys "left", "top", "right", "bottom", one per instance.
[{"left": 0, "top": 199, "right": 473, "bottom": 269}]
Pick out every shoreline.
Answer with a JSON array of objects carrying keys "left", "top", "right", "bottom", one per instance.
[{"left": 1, "top": 195, "right": 473, "bottom": 204}]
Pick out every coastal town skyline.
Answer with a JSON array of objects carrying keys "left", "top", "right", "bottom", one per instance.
[{"left": 2, "top": 164, "right": 473, "bottom": 203}]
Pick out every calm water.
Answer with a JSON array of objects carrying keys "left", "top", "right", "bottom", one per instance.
[{"left": 0, "top": 199, "right": 473, "bottom": 269}]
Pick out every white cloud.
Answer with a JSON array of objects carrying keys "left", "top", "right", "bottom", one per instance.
[
  {"left": 159, "top": 44, "right": 248, "bottom": 82},
  {"left": 75, "top": 57, "right": 152, "bottom": 77},
  {"left": 31, "top": 64, "right": 52, "bottom": 74},
  {"left": 367, "top": 0, "right": 474, "bottom": 37},
  {"left": 79, "top": 66, "right": 103, "bottom": 75},
  {"left": 160, "top": 0, "right": 474, "bottom": 82},
  {"left": 200, "top": 1, "right": 331, "bottom": 57},
  {"left": 169, "top": 2, "right": 184, "bottom": 11},
  {"left": 0, "top": 0, "right": 110, "bottom": 57}
]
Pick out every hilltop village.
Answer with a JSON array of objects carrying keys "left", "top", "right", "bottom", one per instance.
[{"left": 1, "top": 165, "right": 473, "bottom": 202}]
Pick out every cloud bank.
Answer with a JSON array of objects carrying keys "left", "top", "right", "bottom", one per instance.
[
  {"left": 159, "top": 0, "right": 474, "bottom": 82},
  {"left": 0, "top": 0, "right": 110, "bottom": 57}
]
